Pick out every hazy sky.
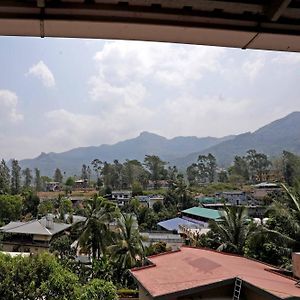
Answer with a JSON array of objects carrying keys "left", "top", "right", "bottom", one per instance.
[{"left": 0, "top": 37, "right": 300, "bottom": 160}]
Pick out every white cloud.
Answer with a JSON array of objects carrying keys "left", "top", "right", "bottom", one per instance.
[
  {"left": 242, "top": 55, "right": 265, "bottom": 81},
  {"left": 0, "top": 134, "right": 37, "bottom": 160},
  {"left": 156, "top": 95, "right": 252, "bottom": 137},
  {"left": 89, "top": 78, "right": 146, "bottom": 111},
  {"left": 272, "top": 53, "right": 300, "bottom": 64},
  {"left": 44, "top": 107, "right": 153, "bottom": 151},
  {"left": 0, "top": 90, "right": 23, "bottom": 123},
  {"left": 27, "top": 60, "right": 55, "bottom": 87},
  {"left": 85, "top": 41, "right": 225, "bottom": 144},
  {"left": 93, "top": 41, "right": 224, "bottom": 88},
  {"left": 2, "top": 40, "right": 300, "bottom": 160}
]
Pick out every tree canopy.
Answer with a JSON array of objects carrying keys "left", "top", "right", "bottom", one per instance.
[{"left": 0, "top": 252, "right": 117, "bottom": 300}]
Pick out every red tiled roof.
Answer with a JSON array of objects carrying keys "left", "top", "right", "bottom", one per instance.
[{"left": 131, "top": 247, "right": 300, "bottom": 299}]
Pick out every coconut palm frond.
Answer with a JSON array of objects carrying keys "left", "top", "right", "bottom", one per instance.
[
  {"left": 268, "top": 185, "right": 300, "bottom": 237},
  {"left": 77, "top": 197, "right": 120, "bottom": 259},
  {"left": 260, "top": 226, "right": 295, "bottom": 245},
  {"left": 209, "top": 206, "right": 260, "bottom": 255},
  {"left": 110, "top": 213, "right": 145, "bottom": 270},
  {"left": 282, "top": 183, "right": 300, "bottom": 213}
]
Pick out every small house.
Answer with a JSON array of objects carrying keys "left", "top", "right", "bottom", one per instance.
[
  {"left": 111, "top": 190, "right": 132, "bottom": 206},
  {"left": 220, "top": 191, "right": 248, "bottom": 205},
  {"left": 46, "top": 181, "right": 60, "bottom": 192},
  {"left": 0, "top": 215, "right": 71, "bottom": 254}
]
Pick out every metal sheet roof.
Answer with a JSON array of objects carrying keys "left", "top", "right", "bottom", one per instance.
[
  {"left": 158, "top": 217, "right": 199, "bottom": 231},
  {"left": 0, "top": 218, "right": 71, "bottom": 236},
  {"left": 182, "top": 207, "right": 222, "bottom": 220},
  {"left": 196, "top": 197, "right": 222, "bottom": 204}
]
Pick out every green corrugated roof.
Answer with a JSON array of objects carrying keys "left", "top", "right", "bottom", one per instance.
[{"left": 182, "top": 207, "right": 221, "bottom": 220}]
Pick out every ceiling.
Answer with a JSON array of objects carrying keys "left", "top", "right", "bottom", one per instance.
[{"left": 0, "top": 0, "right": 299, "bottom": 51}]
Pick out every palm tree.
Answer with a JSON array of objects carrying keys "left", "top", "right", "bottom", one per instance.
[
  {"left": 110, "top": 213, "right": 144, "bottom": 271},
  {"left": 77, "top": 196, "right": 119, "bottom": 259},
  {"left": 171, "top": 175, "right": 193, "bottom": 210},
  {"left": 268, "top": 183, "right": 300, "bottom": 250},
  {"left": 209, "top": 206, "right": 258, "bottom": 254}
]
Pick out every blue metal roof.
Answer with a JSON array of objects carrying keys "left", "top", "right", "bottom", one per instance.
[{"left": 157, "top": 217, "right": 199, "bottom": 232}]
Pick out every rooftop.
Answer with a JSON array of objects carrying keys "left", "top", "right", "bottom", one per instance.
[
  {"left": 75, "top": 179, "right": 87, "bottom": 183},
  {"left": 137, "top": 194, "right": 164, "bottom": 200},
  {"left": 253, "top": 182, "right": 281, "bottom": 188},
  {"left": 158, "top": 217, "right": 200, "bottom": 232},
  {"left": 222, "top": 191, "right": 245, "bottom": 195},
  {"left": 195, "top": 196, "right": 222, "bottom": 204},
  {"left": 131, "top": 247, "right": 300, "bottom": 299},
  {"left": 112, "top": 190, "right": 132, "bottom": 194},
  {"left": 0, "top": 217, "right": 72, "bottom": 236},
  {"left": 181, "top": 207, "right": 222, "bottom": 220}
]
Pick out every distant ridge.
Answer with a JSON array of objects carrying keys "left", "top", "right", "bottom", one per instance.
[
  {"left": 19, "top": 112, "right": 300, "bottom": 175},
  {"left": 20, "top": 132, "right": 234, "bottom": 176},
  {"left": 171, "top": 111, "right": 300, "bottom": 168}
]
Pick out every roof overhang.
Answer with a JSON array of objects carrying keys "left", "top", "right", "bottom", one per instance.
[
  {"left": 0, "top": 0, "right": 300, "bottom": 52},
  {"left": 132, "top": 273, "right": 284, "bottom": 300},
  {"left": 152, "top": 278, "right": 235, "bottom": 300}
]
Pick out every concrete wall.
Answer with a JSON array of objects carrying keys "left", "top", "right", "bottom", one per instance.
[
  {"left": 293, "top": 252, "right": 300, "bottom": 278},
  {"left": 243, "top": 287, "right": 272, "bottom": 300},
  {"left": 2, "top": 243, "right": 49, "bottom": 254},
  {"left": 148, "top": 198, "right": 164, "bottom": 209},
  {"left": 178, "top": 284, "right": 233, "bottom": 299},
  {"left": 138, "top": 285, "right": 153, "bottom": 300},
  {"left": 33, "top": 234, "right": 51, "bottom": 241},
  {"left": 137, "top": 283, "right": 274, "bottom": 300}
]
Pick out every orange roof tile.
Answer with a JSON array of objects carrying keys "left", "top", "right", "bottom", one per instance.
[{"left": 131, "top": 247, "right": 300, "bottom": 299}]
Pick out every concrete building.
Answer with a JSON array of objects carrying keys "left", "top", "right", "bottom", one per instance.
[
  {"left": 220, "top": 191, "right": 248, "bottom": 205},
  {"left": 141, "top": 231, "right": 182, "bottom": 251},
  {"left": 131, "top": 247, "right": 300, "bottom": 300},
  {"left": 112, "top": 190, "right": 132, "bottom": 206},
  {"left": 45, "top": 181, "right": 60, "bottom": 192},
  {"left": 136, "top": 195, "right": 150, "bottom": 207},
  {"left": 195, "top": 196, "right": 223, "bottom": 205},
  {"left": 147, "top": 180, "right": 169, "bottom": 190},
  {"left": 148, "top": 195, "right": 164, "bottom": 209},
  {"left": 252, "top": 182, "right": 282, "bottom": 201},
  {"left": 137, "top": 194, "right": 165, "bottom": 209},
  {"left": 74, "top": 179, "right": 88, "bottom": 190}
]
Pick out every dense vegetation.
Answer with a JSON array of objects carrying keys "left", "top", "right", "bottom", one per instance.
[
  {"left": 0, "top": 252, "right": 118, "bottom": 300},
  {"left": 193, "top": 183, "right": 300, "bottom": 269},
  {"left": 0, "top": 149, "right": 300, "bottom": 297},
  {"left": 2, "top": 149, "right": 297, "bottom": 194}
]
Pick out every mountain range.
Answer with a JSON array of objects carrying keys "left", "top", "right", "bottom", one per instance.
[
  {"left": 19, "top": 112, "right": 300, "bottom": 176},
  {"left": 172, "top": 111, "right": 300, "bottom": 169}
]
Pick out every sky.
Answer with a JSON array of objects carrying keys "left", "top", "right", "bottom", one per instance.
[{"left": 0, "top": 36, "right": 300, "bottom": 160}]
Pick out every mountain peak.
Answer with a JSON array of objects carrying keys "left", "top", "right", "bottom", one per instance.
[
  {"left": 254, "top": 111, "right": 300, "bottom": 136},
  {"left": 286, "top": 111, "right": 300, "bottom": 117},
  {"left": 138, "top": 131, "right": 164, "bottom": 139},
  {"left": 37, "top": 152, "right": 48, "bottom": 159}
]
